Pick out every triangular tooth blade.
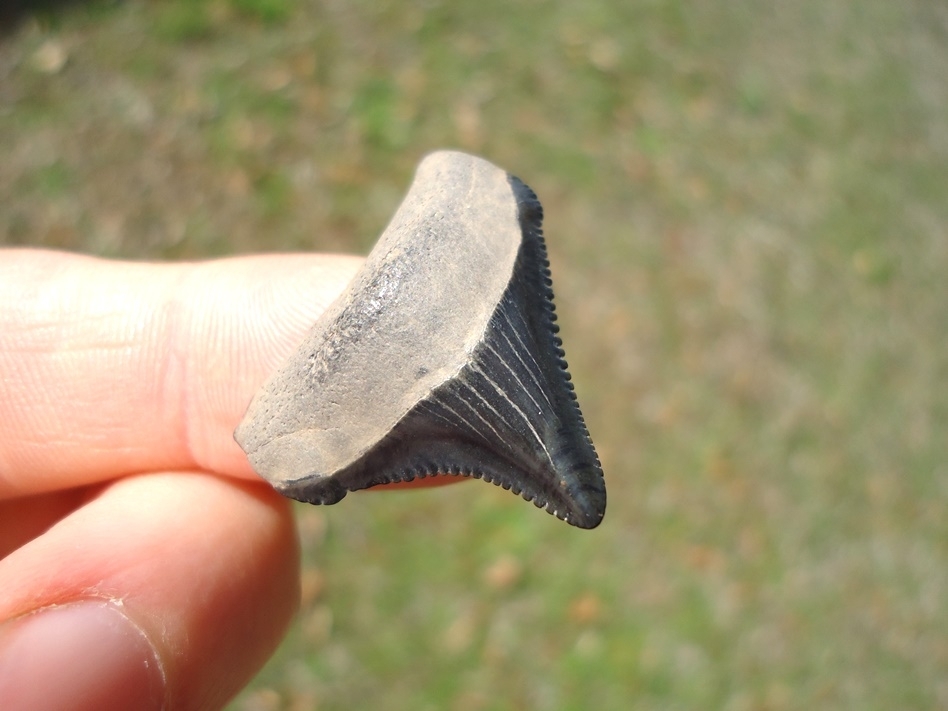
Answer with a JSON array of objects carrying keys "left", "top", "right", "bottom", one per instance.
[{"left": 235, "top": 150, "right": 606, "bottom": 529}]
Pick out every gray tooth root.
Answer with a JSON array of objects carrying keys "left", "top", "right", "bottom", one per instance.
[{"left": 235, "top": 150, "right": 606, "bottom": 529}]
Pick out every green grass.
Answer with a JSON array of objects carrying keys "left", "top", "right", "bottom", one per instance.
[{"left": 2, "top": 1, "right": 947, "bottom": 709}]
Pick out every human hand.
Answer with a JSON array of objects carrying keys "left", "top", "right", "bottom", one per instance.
[{"left": 0, "top": 249, "right": 365, "bottom": 710}]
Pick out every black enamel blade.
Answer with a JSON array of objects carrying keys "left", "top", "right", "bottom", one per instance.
[{"left": 235, "top": 151, "right": 606, "bottom": 529}]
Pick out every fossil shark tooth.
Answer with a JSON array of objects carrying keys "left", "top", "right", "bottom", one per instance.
[{"left": 235, "top": 150, "right": 606, "bottom": 528}]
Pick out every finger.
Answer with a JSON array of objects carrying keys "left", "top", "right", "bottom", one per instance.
[
  {"left": 0, "top": 488, "right": 92, "bottom": 559},
  {"left": 0, "top": 249, "right": 361, "bottom": 497},
  {"left": 0, "top": 472, "right": 299, "bottom": 711}
]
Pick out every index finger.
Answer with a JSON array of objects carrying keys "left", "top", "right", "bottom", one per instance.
[{"left": 0, "top": 249, "right": 361, "bottom": 498}]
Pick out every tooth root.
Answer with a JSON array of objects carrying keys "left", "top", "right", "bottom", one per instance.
[{"left": 235, "top": 150, "right": 606, "bottom": 529}]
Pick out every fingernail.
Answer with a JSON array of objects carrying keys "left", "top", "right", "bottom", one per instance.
[{"left": 0, "top": 600, "right": 166, "bottom": 711}]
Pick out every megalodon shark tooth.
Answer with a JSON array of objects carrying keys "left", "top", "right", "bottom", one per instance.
[{"left": 235, "top": 150, "right": 606, "bottom": 529}]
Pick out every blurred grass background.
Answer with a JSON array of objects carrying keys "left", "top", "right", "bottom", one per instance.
[{"left": 2, "top": 0, "right": 947, "bottom": 708}]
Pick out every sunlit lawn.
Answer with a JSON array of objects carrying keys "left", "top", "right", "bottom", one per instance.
[{"left": 2, "top": 1, "right": 947, "bottom": 708}]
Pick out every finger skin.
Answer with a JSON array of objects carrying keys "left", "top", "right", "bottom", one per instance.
[
  {"left": 0, "top": 472, "right": 300, "bottom": 711},
  {"left": 0, "top": 250, "right": 340, "bottom": 707},
  {"left": 0, "top": 249, "right": 361, "bottom": 497},
  {"left": 0, "top": 248, "right": 463, "bottom": 709},
  {"left": 0, "top": 488, "right": 91, "bottom": 560}
]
